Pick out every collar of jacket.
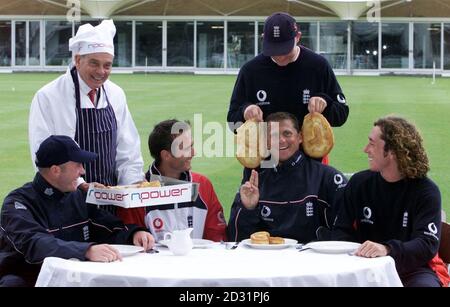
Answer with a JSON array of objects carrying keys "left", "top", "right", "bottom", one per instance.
[
  {"left": 32, "top": 172, "right": 66, "bottom": 200},
  {"left": 272, "top": 150, "right": 304, "bottom": 172},
  {"left": 145, "top": 162, "right": 191, "bottom": 182}
]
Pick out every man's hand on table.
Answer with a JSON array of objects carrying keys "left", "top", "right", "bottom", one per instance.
[
  {"left": 85, "top": 244, "right": 122, "bottom": 262},
  {"left": 355, "top": 240, "right": 390, "bottom": 258},
  {"left": 133, "top": 231, "right": 155, "bottom": 251}
]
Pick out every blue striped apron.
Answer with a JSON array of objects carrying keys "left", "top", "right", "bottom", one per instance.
[{"left": 70, "top": 67, "right": 118, "bottom": 213}]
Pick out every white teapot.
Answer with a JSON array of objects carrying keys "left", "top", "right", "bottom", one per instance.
[{"left": 163, "top": 228, "right": 193, "bottom": 256}]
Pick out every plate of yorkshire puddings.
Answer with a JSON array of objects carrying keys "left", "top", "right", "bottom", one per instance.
[{"left": 242, "top": 231, "right": 297, "bottom": 250}]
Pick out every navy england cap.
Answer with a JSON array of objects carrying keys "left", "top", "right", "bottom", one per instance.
[
  {"left": 35, "top": 135, "right": 98, "bottom": 168},
  {"left": 262, "top": 12, "right": 298, "bottom": 56}
]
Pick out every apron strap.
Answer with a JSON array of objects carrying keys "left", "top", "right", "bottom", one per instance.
[{"left": 70, "top": 66, "right": 81, "bottom": 109}]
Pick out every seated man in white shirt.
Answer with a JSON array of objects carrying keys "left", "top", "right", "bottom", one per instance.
[{"left": 117, "top": 119, "right": 227, "bottom": 243}]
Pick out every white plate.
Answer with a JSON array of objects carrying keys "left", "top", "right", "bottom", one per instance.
[
  {"left": 304, "top": 241, "right": 361, "bottom": 254},
  {"left": 242, "top": 238, "right": 298, "bottom": 250},
  {"left": 192, "top": 239, "right": 215, "bottom": 248},
  {"left": 110, "top": 244, "right": 144, "bottom": 257},
  {"left": 159, "top": 238, "right": 215, "bottom": 249}
]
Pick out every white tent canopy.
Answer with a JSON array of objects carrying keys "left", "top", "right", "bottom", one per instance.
[
  {"left": 40, "top": 0, "right": 155, "bottom": 18},
  {"left": 311, "top": 0, "right": 392, "bottom": 20},
  {"left": 2, "top": 0, "right": 441, "bottom": 19},
  {"left": 80, "top": 0, "right": 136, "bottom": 18}
]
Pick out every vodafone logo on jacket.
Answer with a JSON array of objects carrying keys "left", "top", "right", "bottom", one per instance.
[
  {"left": 361, "top": 206, "right": 374, "bottom": 225},
  {"left": 424, "top": 222, "right": 439, "bottom": 240},
  {"left": 153, "top": 218, "right": 164, "bottom": 230}
]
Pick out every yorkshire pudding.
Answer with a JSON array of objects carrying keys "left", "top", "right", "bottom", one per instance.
[
  {"left": 268, "top": 236, "right": 285, "bottom": 244},
  {"left": 250, "top": 231, "right": 286, "bottom": 245},
  {"left": 250, "top": 231, "right": 270, "bottom": 244},
  {"left": 302, "top": 113, "right": 334, "bottom": 158},
  {"left": 236, "top": 120, "right": 268, "bottom": 168},
  {"left": 106, "top": 180, "right": 161, "bottom": 189},
  {"left": 137, "top": 180, "right": 161, "bottom": 188}
]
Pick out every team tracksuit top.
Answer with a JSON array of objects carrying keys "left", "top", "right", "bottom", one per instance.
[
  {"left": 332, "top": 170, "right": 450, "bottom": 286},
  {"left": 117, "top": 163, "right": 227, "bottom": 242},
  {"left": 0, "top": 173, "right": 143, "bottom": 285},
  {"left": 227, "top": 46, "right": 349, "bottom": 128},
  {"left": 228, "top": 151, "right": 347, "bottom": 243}
]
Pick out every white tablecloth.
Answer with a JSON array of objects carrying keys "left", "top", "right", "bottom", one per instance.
[{"left": 35, "top": 244, "right": 403, "bottom": 287}]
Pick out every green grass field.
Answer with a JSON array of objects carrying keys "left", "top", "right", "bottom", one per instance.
[{"left": 0, "top": 73, "right": 449, "bottom": 219}]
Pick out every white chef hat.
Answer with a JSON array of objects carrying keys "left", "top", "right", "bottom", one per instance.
[{"left": 69, "top": 19, "right": 116, "bottom": 56}]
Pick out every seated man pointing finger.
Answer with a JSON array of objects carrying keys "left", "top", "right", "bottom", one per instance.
[{"left": 228, "top": 112, "right": 347, "bottom": 243}]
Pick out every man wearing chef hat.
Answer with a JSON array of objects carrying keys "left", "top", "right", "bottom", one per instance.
[{"left": 28, "top": 20, "right": 144, "bottom": 213}]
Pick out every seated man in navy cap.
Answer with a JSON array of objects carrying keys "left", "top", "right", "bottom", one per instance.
[{"left": 0, "top": 135, "right": 154, "bottom": 287}]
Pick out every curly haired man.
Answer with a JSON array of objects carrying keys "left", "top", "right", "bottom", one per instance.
[{"left": 333, "top": 116, "right": 449, "bottom": 287}]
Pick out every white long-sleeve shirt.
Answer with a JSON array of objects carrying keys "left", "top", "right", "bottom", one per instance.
[{"left": 29, "top": 68, "right": 144, "bottom": 185}]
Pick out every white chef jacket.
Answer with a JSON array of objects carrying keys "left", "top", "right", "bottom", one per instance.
[{"left": 29, "top": 67, "right": 144, "bottom": 185}]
